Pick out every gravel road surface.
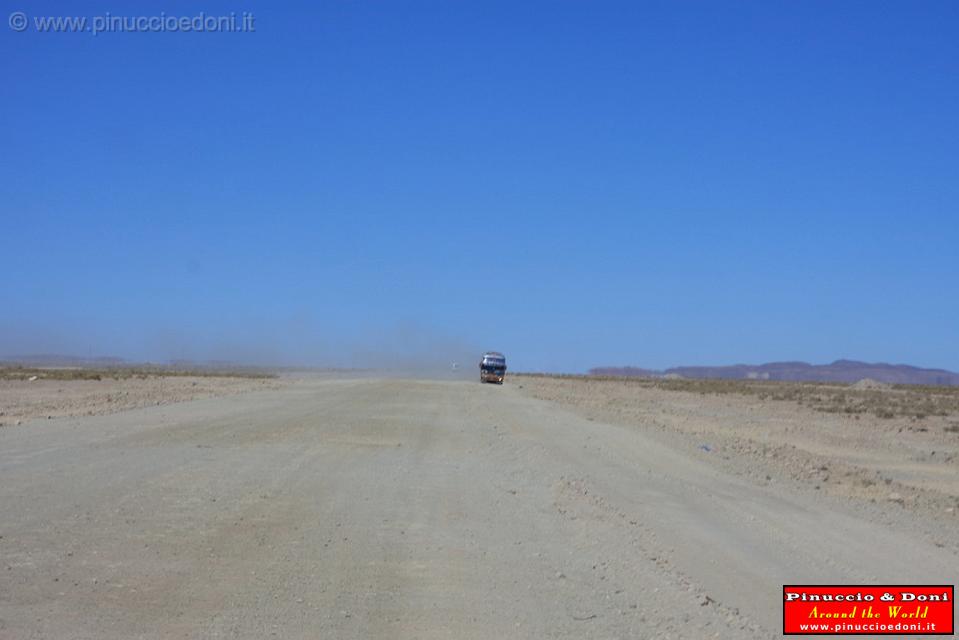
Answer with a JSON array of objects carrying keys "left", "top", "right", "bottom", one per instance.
[{"left": 1, "top": 377, "right": 954, "bottom": 638}]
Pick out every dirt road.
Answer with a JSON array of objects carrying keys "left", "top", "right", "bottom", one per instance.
[{"left": 1, "top": 378, "right": 955, "bottom": 638}]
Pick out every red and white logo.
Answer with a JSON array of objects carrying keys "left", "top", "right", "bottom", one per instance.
[{"left": 783, "top": 585, "right": 954, "bottom": 635}]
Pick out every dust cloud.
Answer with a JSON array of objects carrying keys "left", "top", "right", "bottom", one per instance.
[{"left": 0, "top": 319, "right": 491, "bottom": 381}]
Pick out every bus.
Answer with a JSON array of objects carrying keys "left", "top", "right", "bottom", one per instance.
[{"left": 479, "top": 352, "right": 507, "bottom": 384}]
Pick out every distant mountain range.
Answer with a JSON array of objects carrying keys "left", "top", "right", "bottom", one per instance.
[
  {"left": 1, "top": 354, "right": 128, "bottom": 367},
  {"left": 1, "top": 355, "right": 248, "bottom": 369},
  {"left": 589, "top": 360, "right": 959, "bottom": 386}
]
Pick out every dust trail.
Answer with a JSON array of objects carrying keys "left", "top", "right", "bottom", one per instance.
[
  {"left": 2, "top": 317, "right": 500, "bottom": 381},
  {"left": 346, "top": 324, "right": 485, "bottom": 381}
]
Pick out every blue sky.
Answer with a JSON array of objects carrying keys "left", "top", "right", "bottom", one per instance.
[{"left": 2, "top": 1, "right": 957, "bottom": 372}]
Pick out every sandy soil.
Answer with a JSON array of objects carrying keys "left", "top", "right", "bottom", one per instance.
[
  {"left": 0, "top": 376, "right": 282, "bottom": 427},
  {"left": 515, "top": 375, "right": 959, "bottom": 530},
  {"left": 1, "top": 376, "right": 956, "bottom": 638}
]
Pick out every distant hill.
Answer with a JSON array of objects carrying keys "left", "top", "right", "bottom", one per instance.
[
  {"left": 589, "top": 360, "right": 959, "bottom": 386},
  {"left": 1, "top": 354, "right": 127, "bottom": 367}
]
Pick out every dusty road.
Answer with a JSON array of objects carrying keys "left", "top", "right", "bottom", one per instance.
[{"left": 1, "top": 377, "right": 955, "bottom": 639}]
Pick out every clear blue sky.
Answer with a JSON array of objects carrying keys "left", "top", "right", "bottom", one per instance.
[{"left": 2, "top": 1, "right": 957, "bottom": 372}]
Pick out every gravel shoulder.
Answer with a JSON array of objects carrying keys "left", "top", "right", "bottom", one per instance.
[
  {"left": 514, "top": 375, "right": 959, "bottom": 548},
  {"left": 1, "top": 376, "right": 955, "bottom": 638}
]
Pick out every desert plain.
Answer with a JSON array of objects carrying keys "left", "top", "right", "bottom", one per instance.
[{"left": 0, "top": 370, "right": 956, "bottom": 638}]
